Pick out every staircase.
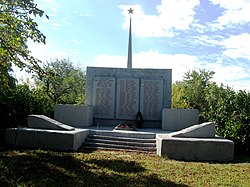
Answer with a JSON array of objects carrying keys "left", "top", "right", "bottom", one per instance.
[{"left": 79, "top": 130, "right": 156, "bottom": 153}]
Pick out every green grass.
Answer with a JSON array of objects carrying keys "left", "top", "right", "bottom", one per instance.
[{"left": 0, "top": 149, "right": 249, "bottom": 187}]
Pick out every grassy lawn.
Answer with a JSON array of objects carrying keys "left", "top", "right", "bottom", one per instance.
[{"left": 0, "top": 149, "right": 249, "bottom": 187}]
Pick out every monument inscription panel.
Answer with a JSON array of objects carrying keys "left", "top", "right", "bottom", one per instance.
[
  {"left": 93, "top": 77, "right": 115, "bottom": 118},
  {"left": 140, "top": 79, "right": 163, "bottom": 120},
  {"left": 116, "top": 78, "right": 139, "bottom": 120}
]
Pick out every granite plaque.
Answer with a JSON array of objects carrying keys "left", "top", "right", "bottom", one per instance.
[
  {"left": 140, "top": 79, "right": 163, "bottom": 120},
  {"left": 93, "top": 77, "right": 116, "bottom": 118},
  {"left": 116, "top": 78, "right": 139, "bottom": 120}
]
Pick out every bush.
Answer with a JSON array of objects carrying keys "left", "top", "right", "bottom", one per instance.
[
  {"left": 0, "top": 84, "right": 54, "bottom": 131},
  {"left": 173, "top": 69, "right": 250, "bottom": 155},
  {"left": 209, "top": 90, "right": 250, "bottom": 154}
]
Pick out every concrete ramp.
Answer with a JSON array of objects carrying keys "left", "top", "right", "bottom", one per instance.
[
  {"left": 157, "top": 122, "right": 234, "bottom": 162},
  {"left": 4, "top": 115, "right": 88, "bottom": 150},
  {"left": 171, "top": 122, "right": 216, "bottom": 138},
  {"left": 28, "top": 115, "right": 75, "bottom": 131},
  {"left": 5, "top": 128, "right": 89, "bottom": 151}
]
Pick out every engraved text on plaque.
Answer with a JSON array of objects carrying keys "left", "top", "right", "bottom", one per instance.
[
  {"left": 93, "top": 77, "right": 116, "bottom": 118},
  {"left": 116, "top": 78, "right": 139, "bottom": 119},
  {"left": 140, "top": 79, "right": 163, "bottom": 120}
]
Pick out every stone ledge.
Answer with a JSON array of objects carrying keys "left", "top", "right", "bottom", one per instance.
[
  {"left": 157, "top": 136, "right": 234, "bottom": 161},
  {"left": 5, "top": 128, "right": 89, "bottom": 151},
  {"left": 171, "top": 122, "right": 216, "bottom": 138},
  {"left": 28, "top": 115, "right": 75, "bottom": 131},
  {"left": 156, "top": 122, "right": 234, "bottom": 161}
]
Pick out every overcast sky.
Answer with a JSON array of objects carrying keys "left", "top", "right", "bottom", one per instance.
[{"left": 25, "top": 0, "right": 250, "bottom": 91}]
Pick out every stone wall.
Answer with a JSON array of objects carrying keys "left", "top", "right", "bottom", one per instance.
[
  {"left": 162, "top": 109, "right": 199, "bottom": 131},
  {"left": 85, "top": 67, "right": 172, "bottom": 126},
  {"left": 54, "top": 105, "right": 93, "bottom": 128}
]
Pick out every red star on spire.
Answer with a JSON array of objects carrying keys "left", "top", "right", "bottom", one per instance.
[{"left": 128, "top": 8, "right": 134, "bottom": 14}]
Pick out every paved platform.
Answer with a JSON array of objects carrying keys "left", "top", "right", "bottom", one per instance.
[{"left": 82, "top": 125, "right": 173, "bottom": 135}]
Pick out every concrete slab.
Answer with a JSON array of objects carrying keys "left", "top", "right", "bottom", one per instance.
[
  {"left": 162, "top": 109, "right": 199, "bottom": 131},
  {"left": 171, "top": 122, "right": 216, "bottom": 138},
  {"left": 156, "top": 122, "right": 234, "bottom": 161},
  {"left": 28, "top": 115, "right": 75, "bottom": 131},
  {"left": 157, "top": 136, "right": 234, "bottom": 162},
  {"left": 5, "top": 128, "right": 89, "bottom": 151},
  {"left": 54, "top": 104, "right": 93, "bottom": 128}
]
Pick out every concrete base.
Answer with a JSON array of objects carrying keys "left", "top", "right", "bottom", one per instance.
[
  {"left": 157, "top": 122, "right": 234, "bottom": 161},
  {"left": 171, "top": 122, "right": 216, "bottom": 138},
  {"left": 28, "top": 115, "right": 75, "bottom": 131},
  {"left": 5, "top": 128, "right": 89, "bottom": 151},
  {"left": 157, "top": 136, "right": 234, "bottom": 161},
  {"left": 54, "top": 104, "right": 93, "bottom": 128},
  {"left": 162, "top": 109, "right": 199, "bottom": 131}
]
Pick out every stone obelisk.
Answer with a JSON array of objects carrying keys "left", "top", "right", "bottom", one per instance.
[{"left": 127, "top": 8, "right": 133, "bottom": 69}]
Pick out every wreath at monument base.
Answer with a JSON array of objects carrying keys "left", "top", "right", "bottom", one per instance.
[{"left": 114, "top": 122, "right": 138, "bottom": 131}]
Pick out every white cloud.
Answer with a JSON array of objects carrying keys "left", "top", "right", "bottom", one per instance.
[
  {"left": 41, "top": 0, "right": 62, "bottom": 13},
  {"left": 120, "top": 0, "right": 200, "bottom": 37},
  {"left": 193, "top": 35, "right": 222, "bottom": 46},
  {"left": 28, "top": 41, "right": 51, "bottom": 61},
  {"left": 28, "top": 41, "right": 80, "bottom": 63},
  {"left": 205, "top": 60, "right": 250, "bottom": 90},
  {"left": 73, "top": 9, "right": 90, "bottom": 17},
  {"left": 95, "top": 55, "right": 127, "bottom": 68},
  {"left": 94, "top": 50, "right": 250, "bottom": 91},
  {"left": 210, "top": 0, "right": 250, "bottom": 26},
  {"left": 94, "top": 50, "right": 201, "bottom": 82},
  {"left": 72, "top": 39, "right": 82, "bottom": 45},
  {"left": 62, "top": 18, "right": 72, "bottom": 26},
  {"left": 79, "top": 13, "right": 90, "bottom": 17},
  {"left": 51, "top": 23, "right": 61, "bottom": 27},
  {"left": 222, "top": 33, "right": 250, "bottom": 60}
]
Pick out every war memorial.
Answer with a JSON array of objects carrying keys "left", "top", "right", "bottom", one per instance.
[{"left": 5, "top": 8, "right": 234, "bottom": 161}]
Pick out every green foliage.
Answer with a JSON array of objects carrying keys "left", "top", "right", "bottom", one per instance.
[
  {"left": 172, "top": 81, "right": 190, "bottom": 108},
  {"left": 207, "top": 88, "right": 250, "bottom": 154},
  {"left": 0, "top": 63, "right": 16, "bottom": 95},
  {"left": 36, "top": 59, "right": 86, "bottom": 104},
  {"left": 0, "top": 0, "right": 48, "bottom": 90},
  {"left": 172, "top": 69, "right": 250, "bottom": 154},
  {"left": 0, "top": 84, "right": 53, "bottom": 129},
  {"left": 182, "top": 69, "right": 215, "bottom": 112}
]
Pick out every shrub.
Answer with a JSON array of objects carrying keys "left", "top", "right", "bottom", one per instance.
[{"left": 0, "top": 84, "right": 54, "bottom": 145}]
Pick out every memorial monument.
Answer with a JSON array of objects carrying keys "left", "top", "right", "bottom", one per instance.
[{"left": 85, "top": 8, "right": 172, "bottom": 128}]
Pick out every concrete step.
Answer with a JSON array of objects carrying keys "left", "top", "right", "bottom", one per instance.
[
  {"left": 88, "top": 134, "right": 156, "bottom": 143},
  {"left": 78, "top": 146, "right": 154, "bottom": 154},
  {"left": 85, "top": 138, "right": 156, "bottom": 147},
  {"left": 90, "top": 130, "right": 156, "bottom": 139},
  {"left": 83, "top": 142, "right": 156, "bottom": 152},
  {"left": 79, "top": 129, "right": 157, "bottom": 153}
]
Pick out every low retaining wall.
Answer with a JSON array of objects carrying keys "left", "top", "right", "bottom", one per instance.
[
  {"left": 162, "top": 109, "right": 199, "bottom": 131},
  {"left": 28, "top": 115, "right": 75, "bottom": 131},
  {"left": 157, "top": 122, "right": 234, "bottom": 161},
  {"left": 54, "top": 104, "right": 93, "bottom": 128},
  {"left": 5, "top": 128, "right": 89, "bottom": 151},
  {"left": 157, "top": 136, "right": 234, "bottom": 161}
]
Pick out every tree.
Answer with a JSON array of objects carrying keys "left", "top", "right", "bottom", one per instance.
[
  {"left": 172, "top": 69, "right": 250, "bottom": 154},
  {"left": 0, "top": 0, "right": 48, "bottom": 90},
  {"left": 36, "top": 59, "right": 86, "bottom": 104},
  {"left": 172, "top": 81, "right": 190, "bottom": 108},
  {"left": 182, "top": 69, "right": 215, "bottom": 113}
]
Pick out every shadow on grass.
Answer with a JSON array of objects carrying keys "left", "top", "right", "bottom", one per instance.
[
  {"left": 88, "top": 158, "right": 145, "bottom": 173},
  {"left": 0, "top": 150, "right": 188, "bottom": 187}
]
